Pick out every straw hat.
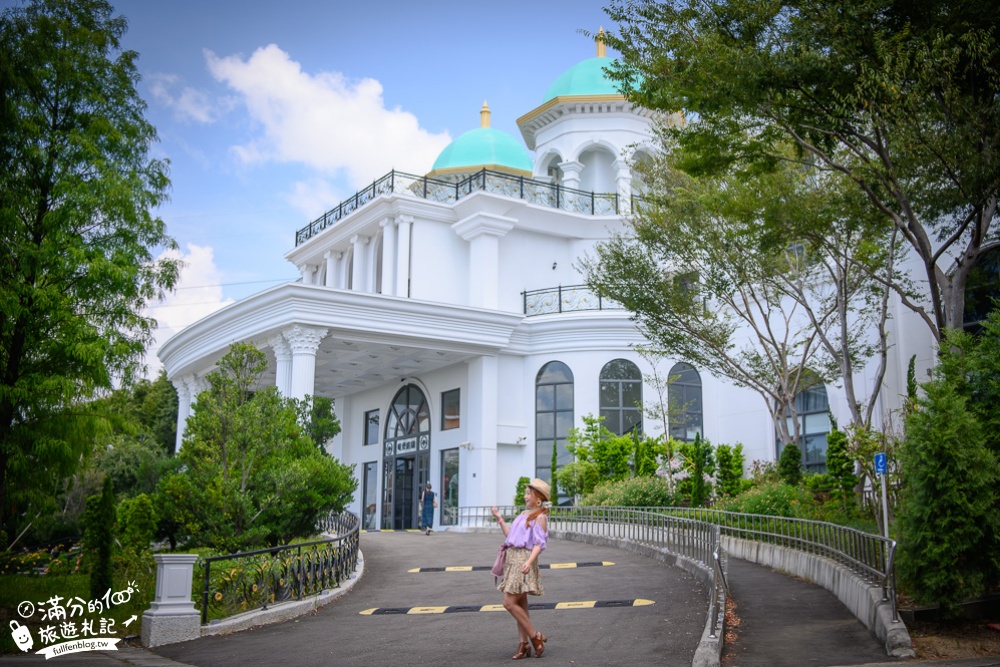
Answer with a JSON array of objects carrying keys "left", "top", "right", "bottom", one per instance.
[{"left": 527, "top": 478, "right": 551, "bottom": 502}]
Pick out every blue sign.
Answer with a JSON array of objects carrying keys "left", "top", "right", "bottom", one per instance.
[{"left": 874, "top": 453, "right": 887, "bottom": 475}]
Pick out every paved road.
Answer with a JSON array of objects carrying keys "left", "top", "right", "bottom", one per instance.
[{"left": 155, "top": 531, "right": 708, "bottom": 667}]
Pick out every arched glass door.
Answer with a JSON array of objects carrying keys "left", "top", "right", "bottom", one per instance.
[{"left": 381, "top": 384, "right": 431, "bottom": 530}]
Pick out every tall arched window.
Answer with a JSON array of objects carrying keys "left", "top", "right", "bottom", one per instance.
[
  {"left": 964, "top": 245, "right": 1000, "bottom": 333},
  {"left": 778, "top": 376, "right": 830, "bottom": 473},
  {"left": 668, "top": 363, "right": 702, "bottom": 442},
  {"left": 536, "top": 361, "right": 573, "bottom": 491},
  {"left": 600, "top": 359, "right": 642, "bottom": 436}
]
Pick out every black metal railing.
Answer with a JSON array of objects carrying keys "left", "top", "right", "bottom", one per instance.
[
  {"left": 199, "top": 510, "right": 360, "bottom": 625},
  {"left": 521, "top": 284, "right": 626, "bottom": 316},
  {"left": 295, "top": 168, "right": 636, "bottom": 246}
]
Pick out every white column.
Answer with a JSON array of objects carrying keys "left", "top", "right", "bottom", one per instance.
[
  {"left": 336, "top": 250, "right": 350, "bottom": 289},
  {"left": 614, "top": 157, "right": 632, "bottom": 215},
  {"left": 172, "top": 377, "right": 192, "bottom": 453},
  {"left": 268, "top": 333, "right": 293, "bottom": 397},
  {"left": 324, "top": 251, "right": 336, "bottom": 288},
  {"left": 452, "top": 213, "right": 514, "bottom": 309},
  {"left": 380, "top": 217, "right": 397, "bottom": 296},
  {"left": 464, "top": 356, "right": 499, "bottom": 506},
  {"left": 350, "top": 235, "right": 369, "bottom": 293},
  {"left": 299, "top": 264, "right": 317, "bottom": 285},
  {"left": 284, "top": 325, "right": 328, "bottom": 401},
  {"left": 395, "top": 214, "right": 413, "bottom": 297},
  {"left": 559, "top": 160, "right": 584, "bottom": 190}
]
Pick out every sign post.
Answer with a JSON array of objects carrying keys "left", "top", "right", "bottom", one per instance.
[{"left": 874, "top": 453, "right": 889, "bottom": 539}]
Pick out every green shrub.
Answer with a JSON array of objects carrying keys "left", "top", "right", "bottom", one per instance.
[
  {"left": 582, "top": 476, "right": 675, "bottom": 507},
  {"left": 118, "top": 493, "right": 158, "bottom": 556},
  {"left": 82, "top": 477, "right": 116, "bottom": 599},
  {"left": 556, "top": 461, "right": 600, "bottom": 499},
  {"left": 896, "top": 378, "right": 1000, "bottom": 615},
  {"left": 825, "top": 426, "right": 857, "bottom": 506},
  {"left": 514, "top": 477, "right": 531, "bottom": 507},
  {"left": 777, "top": 443, "right": 803, "bottom": 486},
  {"left": 714, "top": 480, "right": 817, "bottom": 518},
  {"left": 714, "top": 443, "right": 745, "bottom": 497}
]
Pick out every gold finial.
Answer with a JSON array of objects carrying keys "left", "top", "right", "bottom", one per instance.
[
  {"left": 480, "top": 100, "right": 491, "bottom": 128},
  {"left": 596, "top": 27, "right": 607, "bottom": 57}
]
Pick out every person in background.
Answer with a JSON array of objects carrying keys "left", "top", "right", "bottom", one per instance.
[
  {"left": 419, "top": 482, "right": 436, "bottom": 535},
  {"left": 491, "top": 478, "right": 551, "bottom": 659}
]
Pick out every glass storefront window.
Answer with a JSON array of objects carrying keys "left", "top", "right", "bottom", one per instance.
[{"left": 362, "top": 462, "right": 377, "bottom": 529}]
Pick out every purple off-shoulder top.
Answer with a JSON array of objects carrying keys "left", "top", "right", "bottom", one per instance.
[{"left": 503, "top": 512, "right": 548, "bottom": 552}]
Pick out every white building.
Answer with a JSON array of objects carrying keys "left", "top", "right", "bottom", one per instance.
[{"left": 160, "top": 36, "right": 967, "bottom": 531}]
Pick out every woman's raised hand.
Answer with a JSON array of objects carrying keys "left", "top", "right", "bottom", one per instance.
[{"left": 491, "top": 506, "right": 500, "bottom": 520}]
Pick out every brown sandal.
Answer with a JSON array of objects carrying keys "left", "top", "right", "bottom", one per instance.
[
  {"left": 512, "top": 640, "right": 531, "bottom": 660},
  {"left": 530, "top": 632, "right": 547, "bottom": 658}
]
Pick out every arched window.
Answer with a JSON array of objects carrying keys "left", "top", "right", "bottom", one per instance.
[
  {"left": 382, "top": 384, "right": 431, "bottom": 530},
  {"left": 536, "top": 361, "right": 574, "bottom": 491},
  {"left": 964, "top": 245, "right": 1000, "bottom": 333},
  {"left": 600, "top": 359, "right": 642, "bottom": 436},
  {"left": 778, "top": 376, "right": 830, "bottom": 473},
  {"left": 668, "top": 363, "right": 702, "bottom": 442}
]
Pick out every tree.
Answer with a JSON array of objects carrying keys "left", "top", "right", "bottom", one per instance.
[
  {"left": 677, "top": 433, "right": 715, "bottom": 506},
  {"left": 0, "top": 0, "right": 178, "bottom": 539},
  {"left": 295, "top": 395, "right": 341, "bottom": 453},
  {"left": 605, "top": 0, "right": 1000, "bottom": 343},
  {"left": 585, "top": 143, "right": 894, "bottom": 450},
  {"left": 164, "top": 342, "right": 356, "bottom": 551},
  {"left": 897, "top": 375, "right": 1000, "bottom": 615},
  {"left": 714, "top": 443, "right": 745, "bottom": 498}
]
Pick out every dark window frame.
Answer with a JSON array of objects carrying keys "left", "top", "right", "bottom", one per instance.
[
  {"left": 363, "top": 409, "right": 380, "bottom": 446},
  {"left": 441, "top": 388, "right": 460, "bottom": 431}
]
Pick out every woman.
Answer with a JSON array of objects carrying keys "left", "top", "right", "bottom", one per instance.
[
  {"left": 419, "top": 482, "right": 436, "bottom": 535},
  {"left": 491, "top": 478, "right": 551, "bottom": 659}
]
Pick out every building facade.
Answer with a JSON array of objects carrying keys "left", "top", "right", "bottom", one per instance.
[{"left": 160, "top": 37, "right": 983, "bottom": 530}]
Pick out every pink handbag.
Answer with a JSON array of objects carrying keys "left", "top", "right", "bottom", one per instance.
[{"left": 491, "top": 544, "right": 508, "bottom": 577}]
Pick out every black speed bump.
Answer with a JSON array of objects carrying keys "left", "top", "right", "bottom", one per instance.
[
  {"left": 359, "top": 599, "right": 654, "bottom": 615},
  {"left": 407, "top": 561, "right": 615, "bottom": 573}
]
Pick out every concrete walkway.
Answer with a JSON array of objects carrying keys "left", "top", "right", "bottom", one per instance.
[{"left": 3, "top": 530, "right": 997, "bottom": 667}]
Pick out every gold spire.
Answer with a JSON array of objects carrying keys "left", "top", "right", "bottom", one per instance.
[
  {"left": 596, "top": 27, "right": 607, "bottom": 57},
  {"left": 480, "top": 100, "right": 491, "bottom": 128}
]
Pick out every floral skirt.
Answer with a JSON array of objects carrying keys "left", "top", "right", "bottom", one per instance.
[{"left": 497, "top": 547, "right": 544, "bottom": 596}]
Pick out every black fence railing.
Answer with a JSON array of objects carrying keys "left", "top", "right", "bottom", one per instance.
[
  {"left": 295, "top": 168, "right": 638, "bottom": 246},
  {"left": 199, "top": 510, "right": 360, "bottom": 625},
  {"left": 521, "top": 284, "right": 626, "bottom": 316}
]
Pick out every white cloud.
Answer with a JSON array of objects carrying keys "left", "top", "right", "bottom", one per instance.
[
  {"left": 287, "top": 178, "right": 344, "bottom": 220},
  {"left": 149, "top": 73, "right": 233, "bottom": 123},
  {"left": 143, "top": 244, "right": 235, "bottom": 378},
  {"left": 204, "top": 45, "right": 451, "bottom": 188}
]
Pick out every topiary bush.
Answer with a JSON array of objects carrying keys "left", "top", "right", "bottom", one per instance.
[
  {"left": 83, "top": 477, "right": 116, "bottom": 600},
  {"left": 514, "top": 476, "right": 531, "bottom": 507},
  {"left": 777, "top": 443, "right": 803, "bottom": 486},
  {"left": 581, "top": 476, "right": 675, "bottom": 507}
]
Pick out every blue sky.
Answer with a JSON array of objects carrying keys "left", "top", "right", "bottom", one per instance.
[{"left": 9, "top": 0, "right": 620, "bottom": 374}]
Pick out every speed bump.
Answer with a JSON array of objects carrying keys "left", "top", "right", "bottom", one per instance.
[
  {"left": 407, "top": 561, "right": 615, "bottom": 573},
  {"left": 359, "top": 599, "right": 654, "bottom": 615}
]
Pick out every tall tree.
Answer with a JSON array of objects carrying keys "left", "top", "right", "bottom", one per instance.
[
  {"left": 605, "top": 0, "right": 1000, "bottom": 342},
  {"left": 0, "top": 0, "right": 178, "bottom": 538}
]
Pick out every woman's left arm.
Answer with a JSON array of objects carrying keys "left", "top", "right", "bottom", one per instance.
[{"left": 522, "top": 545, "right": 542, "bottom": 574}]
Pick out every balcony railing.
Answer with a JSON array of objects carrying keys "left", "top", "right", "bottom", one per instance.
[
  {"left": 295, "top": 168, "right": 636, "bottom": 246},
  {"left": 522, "top": 284, "right": 625, "bottom": 316}
]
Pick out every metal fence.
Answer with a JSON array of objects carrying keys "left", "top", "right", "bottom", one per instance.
[
  {"left": 456, "top": 504, "right": 897, "bottom": 625},
  {"left": 295, "top": 168, "right": 637, "bottom": 246},
  {"left": 456, "top": 505, "right": 728, "bottom": 637},
  {"left": 199, "top": 510, "right": 360, "bottom": 625}
]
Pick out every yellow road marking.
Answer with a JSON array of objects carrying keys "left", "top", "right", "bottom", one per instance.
[
  {"left": 445, "top": 566, "right": 473, "bottom": 571},
  {"left": 480, "top": 604, "right": 506, "bottom": 612},
  {"left": 555, "top": 600, "right": 597, "bottom": 609},
  {"left": 408, "top": 606, "right": 449, "bottom": 614},
  {"left": 633, "top": 599, "right": 655, "bottom": 606},
  {"left": 549, "top": 562, "right": 576, "bottom": 569}
]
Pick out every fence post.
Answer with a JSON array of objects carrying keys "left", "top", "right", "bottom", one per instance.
[{"left": 142, "top": 554, "right": 201, "bottom": 647}]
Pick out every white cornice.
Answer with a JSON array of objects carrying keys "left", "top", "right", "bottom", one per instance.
[
  {"left": 506, "top": 310, "right": 644, "bottom": 356},
  {"left": 158, "top": 283, "right": 524, "bottom": 379}
]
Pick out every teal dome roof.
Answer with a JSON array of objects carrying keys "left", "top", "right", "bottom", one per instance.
[
  {"left": 429, "top": 112, "right": 533, "bottom": 176},
  {"left": 543, "top": 56, "right": 623, "bottom": 103}
]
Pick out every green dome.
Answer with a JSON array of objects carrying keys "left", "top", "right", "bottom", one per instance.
[
  {"left": 429, "top": 126, "right": 533, "bottom": 176},
  {"left": 543, "top": 56, "right": 623, "bottom": 102}
]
